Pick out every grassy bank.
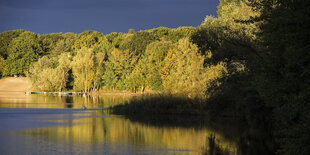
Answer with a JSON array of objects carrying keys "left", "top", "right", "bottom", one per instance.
[
  {"left": 111, "top": 95, "right": 208, "bottom": 115},
  {"left": 110, "top": 94, "right": 272, "bottom": 128}
]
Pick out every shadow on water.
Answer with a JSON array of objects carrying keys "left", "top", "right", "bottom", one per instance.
[
  {"left": 0, "top": 93, "right": 275, "bottom": 154},
  {"left": 121, "top": 114, "right": 275, "bottom": 155},
  {"left": 203, "top": 134, "right": 231, "bottom": 155},
  {"left": 0, "top": 109, "right": 275, "bottom": 154}
]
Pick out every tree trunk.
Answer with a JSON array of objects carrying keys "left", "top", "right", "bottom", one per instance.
[{"left": 141, "top": 85, "right": 145, "bottom": 93}]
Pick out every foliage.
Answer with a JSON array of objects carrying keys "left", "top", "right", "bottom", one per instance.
[
  {"left": 0, "top": 56, "right": 4, "bottom": 78},
  {"left": 106, "top": 32, "right": 125, "bottom": 48},
  {"left": 27, "top": 53, "right": 71, "bottom": 91},
  {"left": 167, "top": 27, "right": 196, "bottom": 43},
  {"left": 191, "top": 17, "right": 225, "bottom": 56},
  {"left": 125, "top": 59, "right": 147, "bottom": 93},
  {"left": 144, "top": 40, "right": 174, "bottom": 91},
  {"left": 147, "top": 27, "right": 169, "bottom": 40},
  {"left": 120, "top": 31, "right": 156, "bottom": 55},
  {"left": 111, "top": 95, "right": 204, "bottom": 115},
  {"left": 102, "top": 48, "right": 138, "bottom": 90},
  {"left": 55, "top": 53, "right": 72, "bottom": 91},
  {"left": 50, "top": 33, "right": 77, "bottom": 56},
  {"left": 93, "top": 52, "right": 106, "bottom": 91},
  {"left": 247, "top": 0, "right": 310, "bottom": 154},
  {"left": 94, "top": 40, "right": 113, "bottom": 56},
  {"left": 162, "top": 38, "right": 227, "bottom": 98},
  {"left": 0, "top": 29, "right": 25, "bottom": 59},
  {"left": 128, "top": 29, "right": 135, "bottom": 34},
  {"left": 73, "top": 30, "right": 104, "bottom": 53},
  {"left": 3, "top": 31, "right": 44, "bottom": 76},
  {"left": 39, "top": 33, "right": 64, "bottom": 55},
  {"left": 71, "top": 48, "right": 96, "bottom": 92}
]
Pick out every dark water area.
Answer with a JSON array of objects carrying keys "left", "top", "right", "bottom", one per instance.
[{"left": 0, "top": 92, "right": 275, "bottom": 154}]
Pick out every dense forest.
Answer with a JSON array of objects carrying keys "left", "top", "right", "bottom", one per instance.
[{"left": 0, "top": 0, "right": 309, "bottom": 154}]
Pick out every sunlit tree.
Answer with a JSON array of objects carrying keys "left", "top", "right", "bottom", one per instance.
[
  {"left": 55, "top": 53, "right": 72, "bottom": 91},
  {"left": 102, "top": 48, "right": 137, "bottom": 90},
  {"left": 162, "top": 38, "right": 226, "bottom": 98},
  {"left": 125, "top": 59, "right": 147, "bottom": 93},
  {"left": 71, "top": 47, "right": 96, "bottom": 92},
  {"left": 144, "top": 40, "right": 174, "bottom": 91},
  {"left": 73, "top": 30, "right": 104, "bottom": 54},
  {"left": 39, "top": 33, "right": 64, "bottom": 55},
  {"left": 92, "top": 52, "right": 106, "bottom": 91}
]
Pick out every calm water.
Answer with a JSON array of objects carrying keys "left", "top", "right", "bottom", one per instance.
[{"left": 0, "top": 91, "right": 274, "bottom": 154}]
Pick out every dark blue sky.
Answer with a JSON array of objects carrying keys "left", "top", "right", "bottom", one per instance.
[{"left": 0, "top": 0, "right": 219, "bottom": 34}]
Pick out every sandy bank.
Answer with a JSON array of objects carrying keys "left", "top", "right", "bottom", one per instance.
[
  {"left": 0, "top": 77, "right": 31, "bottom": 92},
  {"left": 0, "top": 77, "right": 31, "bottom": 102}
]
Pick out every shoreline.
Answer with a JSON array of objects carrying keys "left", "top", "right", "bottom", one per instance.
[{"left": 24, "top": 91, "right": 153, "bottom": 96}]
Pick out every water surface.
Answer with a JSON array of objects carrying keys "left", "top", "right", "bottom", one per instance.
[{"left": 0, "top": 91, "right": 274, "bottom": 154}]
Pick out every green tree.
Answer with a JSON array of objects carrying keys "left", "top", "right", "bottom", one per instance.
[
  {"left": 39, "top": 33, "right": 64, "bottom": 55},
  {"left": 102, "top": 63, "right": 118, "bottom": 90},
  {"left": 4, "top": 31, "right": 43, "bottom": 76},
  {"left": 167, "top": 27, "right": 196, "bottom": 43},
  {"left": 73, "top": 30, "right": 104, "bottom": 53},
  {"left": 27, "top": 53, "right": 71, "bottom": 91},
  {"left": 120, "top": 31, "right": 155, "bottom": 55},
  {"left": 92, "top": 52, "right": 106, "bottom": 91},
  {"left": 160, "top": 48, "right": 177, "bottom": 83},
  {"left": 144, "top": 40, "right": 174, "bottom": 91},
  {"left": 54, "top": 53, "right": 72, "bottom": 91},
  {"left": 128, "top": 29, "right": 135, "bottom": 34},
  {"left": 125, "top": 59, "right": 147, "bottom": 93},
  {"left": 94, "top": 40, "right": 113, "bottom": 56},
  {"left": 63, "top": 32, "right": 78, "bottom": 53},
  {"left": 147, "top": 27, "right": 169, "bottom": 40},
  {"left": 0, "top": 29, "right": 25, "bottom": 59},
  {"left": 162, "top": 38, "right": 226, "bottom": 98},
  {"left": 248, "top": 0, "right": 310, "bottom": 154},
  {"left": 50, "top": 39, "right": 71, "bottom": 56},
  {"left": 71, "top": 48, "right": 96, "bottom": 92},
  {"left": 102, "top": 48, "right": 137, "bottom": 90},
  {"left": 106, "top": 32, "right": 125, "bottom": 48},
  {"left": 28, "top": 56, "right": 56, "bottom": 91}
]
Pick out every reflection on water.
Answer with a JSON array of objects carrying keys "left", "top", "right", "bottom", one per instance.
[
  {"left": 0, "top": 111, "right": 275, "bottom": 154},
  {"left": 0, "top": 91, "right": 130, "bottom": 109},
  {"left": 4, "top": 112, "right": 238, "bottom": 154},
  {"left": 0, "top": 94, "right": 274, "bottom": 154}
]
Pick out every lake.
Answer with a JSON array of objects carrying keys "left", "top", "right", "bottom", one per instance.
[{"left": 0, "top": 91, "right": 274, "bottom": 154}]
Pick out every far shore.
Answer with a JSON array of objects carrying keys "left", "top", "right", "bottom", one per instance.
[
  {"left": 25, "top": 91, "right": 145, "bottom": 96},
  {"left": 0, "top": 77, "right": 153, "bottom": 97}
]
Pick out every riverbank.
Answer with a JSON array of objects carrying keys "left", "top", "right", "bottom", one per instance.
[
  {"left": 111, "top": 95, "right": 209, "bottom": 116},
  {"left": 0, "top": 77, "right": 31, "bottom": 103},
  {"left": 0, "top": 77, "right": 147, "bottom": 96},
  {"left": 0, "top": 77, "right": 31, "bottom": 92}
]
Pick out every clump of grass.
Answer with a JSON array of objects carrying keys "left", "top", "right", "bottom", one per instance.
[{"left": 111, "top": 94, "right": 206, "bottom": 115}]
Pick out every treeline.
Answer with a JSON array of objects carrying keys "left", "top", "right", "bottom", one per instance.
[{"left": 0, "top": 24, "right": 226, "bottom": 97}]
